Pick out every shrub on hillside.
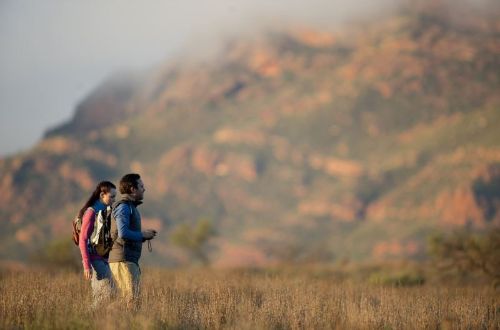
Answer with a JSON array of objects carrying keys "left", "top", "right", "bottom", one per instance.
[
  {"left": 29, "top": 238, "right": 81, "bottom": 271},
  {"left": 428, "top": 229, "right": 500, "bottom": 287},
  {"left": 171, "top": 219, "right": 216, "bottom": 266},
  {"left": 368, "top": 270, "right": 425, "bottom": 286}
]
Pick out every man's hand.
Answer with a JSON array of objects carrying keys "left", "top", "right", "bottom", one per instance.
[
  {"left": 142, "top": 229, "right": 157, "bottom": 240},
  {"left": 84, "top": 268, "right": 92, "bottom": 280}
]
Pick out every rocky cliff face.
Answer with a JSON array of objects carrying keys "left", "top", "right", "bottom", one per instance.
[{"left": 1, "top": 2, "right": 499, "bottom": 266}]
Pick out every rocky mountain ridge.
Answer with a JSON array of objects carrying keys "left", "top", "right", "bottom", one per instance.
[{"left": 1, "top": 2, "right": 499, "bottom": 267}]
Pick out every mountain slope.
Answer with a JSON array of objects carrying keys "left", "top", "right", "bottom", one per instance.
[{"left": 1, "top": 2, "right": 499, "bottom": 266}]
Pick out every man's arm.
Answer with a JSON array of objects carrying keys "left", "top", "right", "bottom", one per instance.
[{"left": 113, "top": 203, "right": 143, "bottom": 241}]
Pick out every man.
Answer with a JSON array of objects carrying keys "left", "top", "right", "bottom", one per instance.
[{"left": 109, "top": 173, "right": 156, "bottom": 306}]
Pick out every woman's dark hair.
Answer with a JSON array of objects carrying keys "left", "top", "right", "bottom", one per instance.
[
  {"left": 78, "top": 181, "right": 116, "bottom": 219},
  {"left": 119, "top": 173, "right": 141, "bottom": 194}
]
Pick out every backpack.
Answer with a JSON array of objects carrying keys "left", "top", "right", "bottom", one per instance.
[
  {"left": 72, "top": 214, "right": 84, "bottom": 246},
  {"left": 72, "top": 206, "right": 114, "bottom": 257},
  {"left": 90, "top": 206, "right": 114, "bottom": 256}
]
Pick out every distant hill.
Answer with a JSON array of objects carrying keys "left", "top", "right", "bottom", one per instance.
[{"left": 1, "top": 1, "right": 499, "bottom": 267}]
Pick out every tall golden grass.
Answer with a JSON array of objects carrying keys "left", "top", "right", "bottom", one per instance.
[{"left": 1, "top": 268, "right": 498, "bottom": 329}]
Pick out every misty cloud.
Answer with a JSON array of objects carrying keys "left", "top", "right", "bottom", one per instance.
[{"left": 0, "top": 0, "right": 444, "bottom": 155}]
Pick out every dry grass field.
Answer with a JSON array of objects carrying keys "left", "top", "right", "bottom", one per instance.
[{"left": 1, "top": 268, "right": 498, "bottom": 329}]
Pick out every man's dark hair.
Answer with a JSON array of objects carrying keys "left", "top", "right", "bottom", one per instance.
[{"left": 119, "top": 173, "right": 141, "bottom": 194}]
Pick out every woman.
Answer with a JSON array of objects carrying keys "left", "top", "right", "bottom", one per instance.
[{"left": 78, "top": 180, "right": 117, "bottom": 306}]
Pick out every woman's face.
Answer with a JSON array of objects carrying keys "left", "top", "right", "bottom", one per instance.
[{"left": 101, "top": 188, "right": 117, "bottom": 206}]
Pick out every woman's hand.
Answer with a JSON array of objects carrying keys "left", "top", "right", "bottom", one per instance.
[{"left": 84, "top": 268, "right": 92, "bottom": 280}]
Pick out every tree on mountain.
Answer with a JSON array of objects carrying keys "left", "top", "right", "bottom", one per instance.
[
  {"left": 30, "top": 238, "right": 81, "bottom": 271},
  {"left": 428, "top": 229, "right": 500, "bottom": 287},
  {"left": 171, "top": 218, "right": 216, "bottom": 266}
]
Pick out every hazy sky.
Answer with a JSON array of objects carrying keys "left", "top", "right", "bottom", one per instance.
[{"left": 0, "top": 0, "right": 403, "bottom": 157}]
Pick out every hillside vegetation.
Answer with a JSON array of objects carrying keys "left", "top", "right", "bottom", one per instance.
[{"left": 1, "top": 1, "right": 499, "bottom": 266}]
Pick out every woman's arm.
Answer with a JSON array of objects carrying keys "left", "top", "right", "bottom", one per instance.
[{"left": 78, "top": 208, "right": 95, "bottom": 270}]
